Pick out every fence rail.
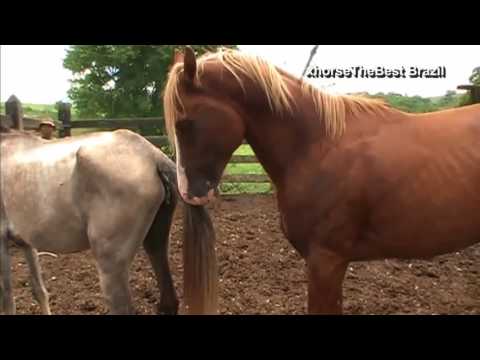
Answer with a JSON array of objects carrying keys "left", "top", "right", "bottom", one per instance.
[
  {"left": 144, "top": 135, "right": 170, "bottom": 147},
  {"left": 70, "top": 118, "right": 162, "bottom": 129}
]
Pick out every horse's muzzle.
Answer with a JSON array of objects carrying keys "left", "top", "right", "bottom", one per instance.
[{"left": 181, "top": 188, "right": 217, "bottom": 206}]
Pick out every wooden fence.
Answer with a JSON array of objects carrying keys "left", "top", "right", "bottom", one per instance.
[
  {"left": 457, "top": 85, "right": 480, "bottom": 104},
  {"left": 2, "top": 96, "right": 271, "bottom": 190}
]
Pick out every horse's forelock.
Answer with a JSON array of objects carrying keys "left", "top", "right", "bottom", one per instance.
[{"left": 163, "top": 62, "right": 186, "bottom": 149}]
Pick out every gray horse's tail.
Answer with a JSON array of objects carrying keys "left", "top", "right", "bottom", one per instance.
[{"left": 156, "top": 153, "right": 218, "bottom": 315}]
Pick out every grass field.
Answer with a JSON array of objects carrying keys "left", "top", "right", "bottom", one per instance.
[
  {"left": 1, "top": 103, "right": 56, "bottom": 120},
  {"left": 0, "top": 103, "right": 78, "bottom": 121}
]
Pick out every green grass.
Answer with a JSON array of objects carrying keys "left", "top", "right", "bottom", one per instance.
[
  {"left": 220, "top": 182, "right": 271, "bottom": 194},
  {"left": 233, "top": 144, "right": 254, "bottom": 155},
  {"left": 226, "top": 162, "right": 264, "bottom": 175},
  {"left": 222, "top": 144, "right": 272, "bottom": 194},
  {"left": 0, "top": 103, "right": 78, "bottom": 120},
  {"left": 1, "top": 103, "right": 55, "bottom": 119}
]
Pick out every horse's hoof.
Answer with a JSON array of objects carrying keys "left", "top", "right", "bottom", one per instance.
[{"left": 157, "top": 302, "right": 179, "bottom": 315}]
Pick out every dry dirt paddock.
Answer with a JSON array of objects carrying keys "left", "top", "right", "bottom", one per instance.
[{"left": 9, "top": 194, "right": 480, "bottom": 315}]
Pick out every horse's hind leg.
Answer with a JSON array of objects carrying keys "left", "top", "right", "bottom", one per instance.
[
  {"left": 22, "top": 246, "right": 51, "bottom": 315},
  {"left": 89, "top": 234, "right": 134, "bottom": 315},
  {"left": 95, "top": 258, "right": 132, "bottom": 315},
  {"left": 0, "top": 273, "right": 3, "bottom": 314},
  {"left": 0, "top": 209, "right": 5, "bottom": 314},
  {"left": 0, "top": 240, "right": 3, "bottom": 314},
  {"left": 143, "top": 192, "right": 179, "bottom": 315},
  {"left": 0, "top": 248, "right": 3, "bottom": 314},
  {"left": 0, "top": 234, "right": 15, "bottom": 315},
  {"left": 88, "top": 211, "right": 154, "bottom": 315}
]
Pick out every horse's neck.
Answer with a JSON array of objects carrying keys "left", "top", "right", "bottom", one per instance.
[{"left": 243, "top": 97, "right": 327, "bottom": 187}]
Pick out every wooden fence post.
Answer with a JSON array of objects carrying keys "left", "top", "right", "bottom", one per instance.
[
  {"left": 5, "top": 95, "right": 23, "bottom": 130},
  {"left": 472, "top": 86, "right": 480, "bottom": 104},
  {"left": 457, "top": 85, "right": 480, "bottom": 105},
  {"left": 58, "top": 102, "right": 72, "bottom": 137}
]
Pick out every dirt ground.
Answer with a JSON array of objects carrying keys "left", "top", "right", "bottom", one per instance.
[{"left": 9, "top": 194, "right": 480, "bottom": 315}]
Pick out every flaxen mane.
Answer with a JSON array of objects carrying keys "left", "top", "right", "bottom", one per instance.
[{"left": 163, "top": 49, "right": 389, "bottom": 144}]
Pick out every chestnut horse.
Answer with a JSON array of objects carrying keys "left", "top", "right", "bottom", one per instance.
[{"left": 163, "top": 47, "right": 480, "bottom": 314}]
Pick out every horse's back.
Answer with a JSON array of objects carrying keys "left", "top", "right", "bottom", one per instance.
[{"left": 75, "top": 129, "right": 163, "bottom": 196}]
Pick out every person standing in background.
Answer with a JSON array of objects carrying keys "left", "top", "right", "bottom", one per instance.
[{"left": 38, "top": 118, "right": 56, "bottom": 140}]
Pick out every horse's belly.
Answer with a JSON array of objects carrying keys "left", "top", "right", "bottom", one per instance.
[
  {"left": 8, "top": 205, "right": 89, "bottom": 253},
  {"left": 366, "top": 200, "right": 480, "bottom": 259},
  {"left": 369, "top": 227, "right": 480, "bottom": 260},
  {"left": 4, "top": 185, "right": 89, "bottom": 253},
  {"left": 362, "top": 148, "right": 480, "bottom": 259},
  {"left": 29, "top": 224, "right": 89, "bottom": 253}
]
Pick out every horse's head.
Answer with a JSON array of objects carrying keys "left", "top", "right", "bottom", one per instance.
[{"left": 164, "top": 47, "right": 246, "bottom": 206}]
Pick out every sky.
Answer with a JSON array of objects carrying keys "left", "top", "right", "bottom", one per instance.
[{"left": 1, "top": 45, "right": 479, "bottom": 104}]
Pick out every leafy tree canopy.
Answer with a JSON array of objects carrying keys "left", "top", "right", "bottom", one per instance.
[
  {"left": 63, "top": 45, "right": 236, "bottom": 132},
  {"left": 369, "top": 91, "right": 462, "bottom": 113},
  {"left": 469, "top": 66, "right": 480, "bottom": 85}
]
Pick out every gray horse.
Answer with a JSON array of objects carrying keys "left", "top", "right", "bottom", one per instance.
[{"left": 0, "top": 127, "right": 218, "bottom": 315}]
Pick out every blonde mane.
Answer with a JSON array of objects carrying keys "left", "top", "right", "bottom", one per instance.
[{"left": 163, "top": 48, "right": 389, "bottom": 144}]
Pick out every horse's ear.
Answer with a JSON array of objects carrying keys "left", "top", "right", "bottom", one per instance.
[
  {"left": 183, "top": 46, "right": 197, "bottom": 83},
  {"left": 173, "top": 48, "right": 184, "bottom": 65}
]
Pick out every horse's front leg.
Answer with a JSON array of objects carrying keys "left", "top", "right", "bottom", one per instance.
[{"left": 306, "top": 245, "right": 348, "bottom": 314}]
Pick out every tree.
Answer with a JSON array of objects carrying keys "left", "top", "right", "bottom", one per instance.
[
  {"left": 63, "top": 45, "right": 236, "bottom": 133},
  {"left": 369, "top": 92, "right": 454, "bottom": 113},
  {"left": 436, "top": 90, "right": 458, "bottom": 108},
  {"left": 469, "top": 66, "right": 480, "bottom": 85}
]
